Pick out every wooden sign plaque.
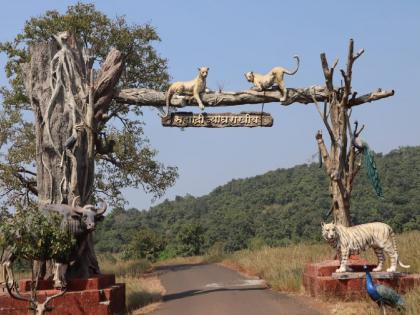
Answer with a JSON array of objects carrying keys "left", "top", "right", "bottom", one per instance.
[{"left": 161, "top": 112, "right": 273, "bottom": 128}]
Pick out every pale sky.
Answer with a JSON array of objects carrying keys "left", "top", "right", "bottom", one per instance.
[{"left": 1, "top": 1, "right": 419, "bottom": 210}]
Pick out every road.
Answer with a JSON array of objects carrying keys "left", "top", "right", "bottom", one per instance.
[{"left": 151, "top": 263, "right": 321, "bottom": 315}]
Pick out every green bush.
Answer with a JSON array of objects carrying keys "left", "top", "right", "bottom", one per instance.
[
  {"left": 0, "top": 206, "right": 76, "bottom": 262},
  {"left": 122, "top": 229, "right": 166, "bottom": 262},
  {"left": 158, "top": 244, "right": 178, "bottom": 261},
  {"left": 176, "top": 223, "right": 205, "bottom": 256}
]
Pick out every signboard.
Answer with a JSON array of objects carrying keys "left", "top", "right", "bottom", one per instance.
[{"left": 161, "top": 112, "right": 273, "bottom": 128}]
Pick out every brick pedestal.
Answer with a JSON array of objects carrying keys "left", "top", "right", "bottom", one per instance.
[
  {"left": 303, "top": 258, "right": 420, "bottom": 300},
  {"left": 0, "top": 274, "right": 125, "bottom": 315}
]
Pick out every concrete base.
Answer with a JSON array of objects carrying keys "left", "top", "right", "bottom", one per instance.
[
  {"left": 0, "top": 274, "right": 125, "bottom": 315},
  {"left": 303, "top": 258, "right": 420, "bottom": 300}
]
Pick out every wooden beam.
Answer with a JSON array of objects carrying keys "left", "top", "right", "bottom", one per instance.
[
  {"left": 114, "top": 86, "right": 394, "bottom": 109},
  {"left": 114, "top": 86, "right": 329, "bottom": 107}
]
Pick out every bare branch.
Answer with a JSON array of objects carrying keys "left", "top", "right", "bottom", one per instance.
[
  {"left": 115, "top": 86, "right": 330, "bottom": 108},
  {"left": 98, "top": 154, "right": 121, "bottom": 167},
  {"left": 114, "top": 85, "right": 394, "bottom": 110},
  {"left": 311, "top": 88, "right": 335, "bottom": 141},
  {"left": 17, "top": 167, "right": 37, "bottom": 176},
  {"left": 331, "top": 58, "right": 339, "bottom": 70},
  {"left": 12, "top": 172, "right": 38, "bottom": 196},
  {"left": 320, "top": 53, "right": 334, "bottom": 92},
  {"left": 355, "top": 124, "right": 365, "bottom": 137},
  {"left": 350, "top": 89, "right": 395, "bottom": 107},
  {"left": 353, "top": 48, "right": 365, "bottom": 61},
  {"left": 93, "top": 49, "right": 124, "bottom": 120},
  {"left": 315, "top": 131, "right": 332, "bottom": 173},
  {"left": 346, "top": 38, "right": 355, "bottom": 76}
]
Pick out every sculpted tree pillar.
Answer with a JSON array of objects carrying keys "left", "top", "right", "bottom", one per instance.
[
  {"left": 313, "top": 39, "right": 386, "bottom": 226},
  {"left": 22, "top": 32, "right": 123, "bottom": 278}
]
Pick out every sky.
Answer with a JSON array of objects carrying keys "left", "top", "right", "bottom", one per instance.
[{"left": 1, "top": 1, "right": 419, "bottom": 210}]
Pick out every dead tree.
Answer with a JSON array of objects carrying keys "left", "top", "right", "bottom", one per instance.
[
  {"left": 114, "top": 39, "right": 394, "bottom": 227},
  {"left": 312, "top": 39, "right": 377, "bottom": 226},
  {"left": 22, "top": 32, "right": 123, "bottom": 278}
]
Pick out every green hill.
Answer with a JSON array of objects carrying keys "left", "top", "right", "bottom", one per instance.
[{"left": 95, "top": 146, "right": 420, "bottom": 254}]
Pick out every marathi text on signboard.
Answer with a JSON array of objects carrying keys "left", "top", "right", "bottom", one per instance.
[{"left": 161, "top": 112, "right": 273, "bottom": 128}]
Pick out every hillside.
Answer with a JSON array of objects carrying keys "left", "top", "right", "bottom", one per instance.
[{"left": 95, "top": 146, "right": 420, "bottom": 254}]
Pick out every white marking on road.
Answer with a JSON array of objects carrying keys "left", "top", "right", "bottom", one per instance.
[
  {"left": 204, "top": 279, "right": 266, "bottom": 289},
  {"left": 205, "top": 282, "right": 223, "bottom": 288}
]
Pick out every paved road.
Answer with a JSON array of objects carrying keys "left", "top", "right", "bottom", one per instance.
[{"left": 151, "top": 263, "right": 321, "bottom": 315}]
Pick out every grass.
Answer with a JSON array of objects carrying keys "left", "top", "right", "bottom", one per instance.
[
  {"left": 98, "top": 254, "right": 164, "bottom": 314},
  {"left": 120, "top": 275, "right": 164, "bottom": 314},
  {"left": 98, "top": 254, "right": 151, "bottom": 277},
  {"left": 223, "top": 242, "right": 331, "bottom": 292},
  {"left": 222, "top": 230, "right": 420, "bottom": 315}
]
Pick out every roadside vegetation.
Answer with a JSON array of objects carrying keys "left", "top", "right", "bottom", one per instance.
[
  {"left": 92, "top": 146, "right": 419, "bottom": 314},
  {"left": 222, "top": 230, "right": 420, "bottom": 315},
  {"left": 96, "top": 230, "right": 419, "bottom": 314},
  {"left": 98, "top": 255, "right": 163, "bottom": 314},
  {"left": 96, "top": 146, "right": 420, "bottom": 261}
]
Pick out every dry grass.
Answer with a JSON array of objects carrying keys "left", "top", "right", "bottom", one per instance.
[
  {"left": 98, "top": 254, "right": 164, "bottom": 314},
  {"left": 223, "top": 242, "right": 331, "bottom": 292},
  {"left": 98, "top": 254, "right": 151, "bottom": 277},
  {"left": 358, "top": 230, "right": 420, "bottom": 272},
  {"left": 120, "top": 275, "right": 164, "bottom": 314},
  {"left": 153, "top": 255, "right": 206, "bottom": 267},
  {"left": 331, "top": 287, "right": 420, "bottom": 315},
  {"left": 222, "top": 231, "right": 420, "bottom": 314}
]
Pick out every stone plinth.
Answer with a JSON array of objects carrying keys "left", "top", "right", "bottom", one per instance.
[
  {"left": 0, "top": 274, "right": 125, "bottom": 315},
  {"left": 303, "top": 259, "right": 420, "bottom": 300}
]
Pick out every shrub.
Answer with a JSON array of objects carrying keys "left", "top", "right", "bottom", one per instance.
[{"left": 122, "top": 229, "right": 166, "bottom": 262}]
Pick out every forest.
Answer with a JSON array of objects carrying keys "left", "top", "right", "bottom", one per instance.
[{"left": 95, "top": 146, "right": 420, "bottom": 259}]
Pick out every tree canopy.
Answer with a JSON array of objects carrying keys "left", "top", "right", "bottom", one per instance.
[{"left": 0, "top": 3, "right": 177, "bottom": 208}]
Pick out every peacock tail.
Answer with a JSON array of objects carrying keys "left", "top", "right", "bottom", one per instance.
[
  {"left": 361, "top": 141, "right": 384, "bottom": 198},
  {"left": 376, "top": 285, "right": 405, "bottom": 307}
]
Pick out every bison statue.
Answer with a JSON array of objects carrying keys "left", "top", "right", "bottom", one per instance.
[{"left": 39, "top": 198, "right": 107, "bottom": 288}]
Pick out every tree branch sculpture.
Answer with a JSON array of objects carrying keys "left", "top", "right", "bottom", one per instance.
[
  {"left": 114, "top": 86, "right": 393, "bottom": 109},
  {"left": 21, "top": 33, "right": 123, "bottom": 279}
]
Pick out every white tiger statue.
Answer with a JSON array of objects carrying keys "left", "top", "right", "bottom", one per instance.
[{"left": 321, "top": 222, "right": 410, "bottom": 273}]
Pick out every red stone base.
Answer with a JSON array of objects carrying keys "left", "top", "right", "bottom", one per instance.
[
  {"left": 0, "top": 274, "right": 125, "bottom": 314},
  {"left": 303, "top": 258, "right": 420, "bottom": 300}
]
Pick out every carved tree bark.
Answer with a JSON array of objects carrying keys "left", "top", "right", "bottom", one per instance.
[
  {"left": 22, "top": 34, "right": 123, "bottom": 279},
  {"left": 313, "top": 39, "right": 378, "bottom": 226}
]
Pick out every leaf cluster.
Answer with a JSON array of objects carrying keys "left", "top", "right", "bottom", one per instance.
[{"left": 0, "top": 206, "right": 76, "bottom": 262}]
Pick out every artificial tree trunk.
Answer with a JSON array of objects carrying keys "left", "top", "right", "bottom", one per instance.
[
  {"left": 22, "top": 33, "right": 123, "bottom": 278},
  {"left": 313, "top": 40, "right": 369, "bottom": 226}
]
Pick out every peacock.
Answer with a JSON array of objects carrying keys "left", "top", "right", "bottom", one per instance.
[
  {"left": 352, "top": 121, "right": 384, "bottom": 198},
  {"left": 363, "top": 265, "right": 405, "bottom": 315}
]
